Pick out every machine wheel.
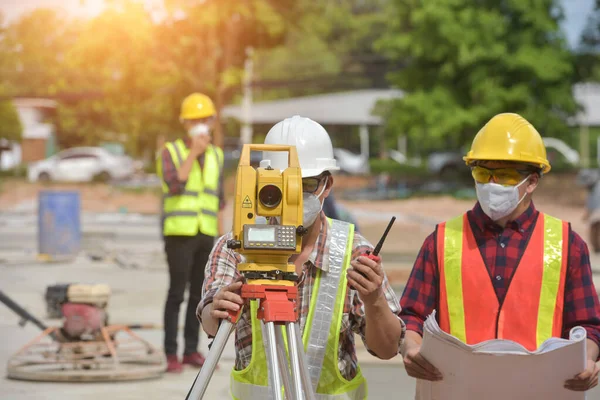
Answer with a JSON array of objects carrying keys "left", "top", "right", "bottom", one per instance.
[
  {"left": 38, "top": 172, "right": 51, "bottom": 182},
  {"left": 95, "top": 171, "right": 112, "bottom": 183}
]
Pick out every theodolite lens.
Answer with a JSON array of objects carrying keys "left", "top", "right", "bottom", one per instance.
[{"left": 258, "top": 184, "right": 282, "bottom": 208}]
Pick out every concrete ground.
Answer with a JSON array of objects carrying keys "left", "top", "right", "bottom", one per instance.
[
  {"left": 1, "top": 199, "right": 600, "bottom": 399},
  {"left": 0, "top": 238, "right": 416, "bottom": 399}
]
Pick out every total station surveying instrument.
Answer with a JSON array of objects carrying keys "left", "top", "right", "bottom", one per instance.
[{"left": 185, "top": 144, "right": 316, "bottom": 400}]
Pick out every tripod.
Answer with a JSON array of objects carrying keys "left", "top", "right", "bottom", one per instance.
[{"left": 185, "top": 283, "right": 317, "bottom": 400}]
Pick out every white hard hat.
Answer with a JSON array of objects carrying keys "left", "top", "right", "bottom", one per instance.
[{"left": 263, "top": 115, "right": 339, "bottom": 178}]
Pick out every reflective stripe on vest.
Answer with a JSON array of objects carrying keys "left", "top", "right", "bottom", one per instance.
[
  {"left": 305, "top": 219, "right": 351, "bottom": 389},
  {"left": 437, "top": 212, "right": 568, "bottom": 351},
  {"left": 159, "top": 139, "right": 222, "bottom": 237},
  {"left": 230, "top": 219, "right": 367, "bottom": 400}
]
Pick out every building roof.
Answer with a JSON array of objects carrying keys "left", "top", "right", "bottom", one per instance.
[
  {"left": 223, "top": 85, "right": 600, "bottom": 127},
  {"left": 221, "top": 89, "right": 404, "bottom": 126},
  {"left": 12, "top": 98, "right": 58, "bottom": 109}
]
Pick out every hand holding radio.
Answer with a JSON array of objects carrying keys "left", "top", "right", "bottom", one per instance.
[
  {"left": 347, "top": 256, "right": 385, "bottom": 304},
  {"left": 347, "top": 217, "right": 396, "bottom": 302}
]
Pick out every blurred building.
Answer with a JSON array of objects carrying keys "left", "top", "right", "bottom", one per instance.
[{"left": 1, "top": 98, "right": 57, "bottom": 170}]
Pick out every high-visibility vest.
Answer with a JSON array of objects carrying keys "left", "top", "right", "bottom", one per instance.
[
  {"left": 156, "top": 139, "right": 223, "bottom": 237},
  {"left": 230, "top": 219, "right": 368, "bottom": 400},
  {"left": 436, "top": 212, "right": 569, "bottom": 351}
]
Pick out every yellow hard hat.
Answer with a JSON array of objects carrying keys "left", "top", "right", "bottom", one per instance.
[
  {"left": 463, "top": 113, "right": 551, "bottom": 174},
  {"left": 180, "top": 93, "right": 216, "bottom": 120}
]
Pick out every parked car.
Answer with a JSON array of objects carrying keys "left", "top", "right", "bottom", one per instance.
[
  {"left": 332, "top": 148, "right": 369, "bottom": 175},
  {"left": 27, "top": 147, "right": 136, "bottom": 183},
  {"left": 427, "top": 138, "right": 580, "bottom": 177},
  {"left": 427, "top": 149, "right": 468, "bottom": 178}
]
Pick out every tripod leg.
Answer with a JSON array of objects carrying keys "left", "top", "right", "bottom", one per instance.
[
  {"left": 264, "top": 321, "right": 285, "bottom": 400},
  {"left": 292, "top": 323, "right": 317, "bottom": 400},
  {"left": 274, "top": 325, "right": 295, "bottom": 400},
  {"left": 285, "top": 322, "right": 305, "bottom": 400},
  {"left": 185, "top": 319, "right": 235, "bottom": 400}
]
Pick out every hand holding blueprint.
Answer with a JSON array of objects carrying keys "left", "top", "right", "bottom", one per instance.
[{"left": 416, "top": 311, "right": 588, "bottom": 400}]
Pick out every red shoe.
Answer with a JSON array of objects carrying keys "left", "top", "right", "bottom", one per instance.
[
  {"left": 166, "top": 354, "right": 183, "bottom": 373},
  {"left": 182, "top": 352, "right": 206, "bottom": 368}
]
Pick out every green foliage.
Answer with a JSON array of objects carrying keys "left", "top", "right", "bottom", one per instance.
[
  {"left": 0, "top": 0, "right": 587, "bottom": 164},
  {"left": 0, "top": 0, "right": 296, "bottom": 157},
  {"left": 0, "top": 164, "right": 28, "bottom": 177},
  {"left": 376, "top": 0, "right": 579, "bottom": 153},
  {"left": 252, "top": 0, "right": 390, "bottom": 100},
  {"left": 0, "top": 100, "right": 22, "bottom": 142},
  {"left": 576, "top": 0, "right": 600, "bottom": 81}
]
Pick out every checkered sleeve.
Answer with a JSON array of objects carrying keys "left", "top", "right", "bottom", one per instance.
[
  {"left": 161, "top": 146, "right": 187, "bottom": 195},
  {"left": 348, "top": 232, "right": 406, "bottom": 356},
  {"left": 398, "top": 232, "right": 438, "bottom": 336},
  {"left": 197, "top": 232, "right": 243, "bottom": 322},
  {"left": 562, "top": 228, "right": 600, "bottom": 356}
]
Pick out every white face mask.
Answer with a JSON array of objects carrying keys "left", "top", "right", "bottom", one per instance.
[
  {"left": 303, "top": 177, "right": 328, "bottom": 227},
  {"left": 188, "top": 123, "right": 210, "bottom": 137},
  {"left": 476, "top": 176, "right": 530, "bottom": 221}
]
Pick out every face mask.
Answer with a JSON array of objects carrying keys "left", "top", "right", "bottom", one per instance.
[
  {"left": 303, "top": 177, "right": 328, "bottom": 227},
  {"left": 188, "top": 123, "right": 210, "bottom": 137},
  {"left": 476, "top": 176, "right": 530, "bottom": 221}
]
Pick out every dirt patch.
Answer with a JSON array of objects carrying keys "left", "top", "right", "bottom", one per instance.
[
  {"left": 0, "top": 174, "right": 591, "bottom": 247},
  {"left": 0, "top": 175, "right": 372, "bottom": 214},
  {"left": 0, "top": 179, "right": 161, "bottom": 214}
]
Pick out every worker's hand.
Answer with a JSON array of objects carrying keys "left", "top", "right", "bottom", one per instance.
[
  {"left": 564, "top": 359, "right": 599, "bottom": 391},
  {"left": 190, "top": 133, "right": 211, "bottom": 157},
  {"left": 402, "top": 343, "right": 443, "bottom": 381},
  {"left": 211, "top": 281, "right": 243, "bottom": 321},
  {"left": 347, "top": 255, "right": 384, "bottom": 305}
]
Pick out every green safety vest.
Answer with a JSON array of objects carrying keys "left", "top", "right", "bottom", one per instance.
[
  {"left": 230, "top": 219, "right": 368, "bottom": 400},
  {"left": 156, "top": 139, "right": 223, "bottom": 237}
]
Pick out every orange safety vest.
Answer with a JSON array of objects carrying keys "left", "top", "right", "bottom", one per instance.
[{"left": 436, "top": 212, "right": 569, "bottom": 351}]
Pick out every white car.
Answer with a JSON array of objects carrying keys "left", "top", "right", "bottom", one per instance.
[
  {"left": 333, "top": 148, "right": 370, "bottom": 175},
  {"left": 27, "top": 147, "right": 135, "bottom": 183}
]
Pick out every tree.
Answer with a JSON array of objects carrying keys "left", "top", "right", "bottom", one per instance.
[
  {"left": 159, "top": 0, "right": 295, "bottom": 148},
  {"left": 0, "top": 0, "right": 397, "bottom": 158},
  {"left": 376, "top": 0, "right": 579, "bottom": 153},
  {"left": 576, "top": 0, "right": 600, "bottom": 82},
  {"left": 252, "top": 0, "right": 395, "bottom": 100},
  {"left": 0, "top": 100, "right": 22, "bottom": 142},
  {"left": 0, "top": 9, "right": 79, "bottom": 97},
  {"left": 55, "top": 1, "right": 166, "bottom": 155},
  {"left": 0, "top": 13, "right": 23, "bottom": 145}
]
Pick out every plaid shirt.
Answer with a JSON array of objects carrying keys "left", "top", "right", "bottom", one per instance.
[
  {"left": 198, "top": 212, "right": 405, "bottom": 379},
  {"left": 161, "top": 139, "right": 226, "bottom": 210},
  {"left": 400, "top": 201, "right": 600, "bottom": 351}
]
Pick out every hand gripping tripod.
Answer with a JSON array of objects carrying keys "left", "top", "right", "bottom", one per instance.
[{"left": 185, "top": 282, "right": 316, "bottom": 400}]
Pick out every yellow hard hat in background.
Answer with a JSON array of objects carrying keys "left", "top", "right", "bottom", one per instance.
[
  {"left": 180, "top": 93, "right": 216, "bottom": 120},
  {"left": 463, "top": 113, "right": 551, "bottom": 174}
]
